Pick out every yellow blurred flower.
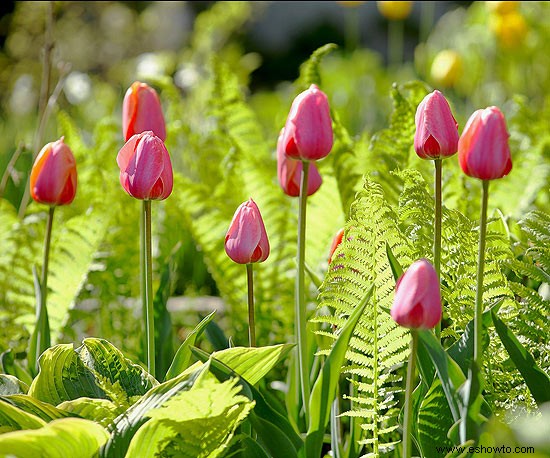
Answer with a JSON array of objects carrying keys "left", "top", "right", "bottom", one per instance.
[
  {"left": 337, "top": 1, "right": 366, "bottom": 7},
  {"left": 489, "top": 10, "right": 528, "bottom": 49},
  {"left": 377, "top": 1, "right": 413, "bottom": 20},
  {"left": 486, "top": 1, "right": 520, "bottom": 15},
  {"left": 430, "top": 50, "right": 463, "bottom": 88}
]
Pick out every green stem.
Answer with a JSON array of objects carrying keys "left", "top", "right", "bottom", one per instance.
[
  {"left": 434, "top": 159, "right": 442, "bottom": 340},
  {"left": 403, "top": 330, "right": 418, "bottom": 458},
  {"left": 388, "top": 19, "right": 404, "bottom": 67},
  {"left": 420, "top": 0, "right": 435, "bottom": 43},
  {"left": 344, "top": 7, "right": 360, "bottom": 52},
  {"left": 143, "top": 200, "right": 155, "bottom": 378},
  {"left": 37, "top": 206, "right": 54, "bottom": 356},
  {"left": 474, "top": 181, "right": 489, "bottom": 365},
  {"left": 296, "top": 160, "right": 311, "bottom": 420},
  {"left": 246, "top": 263, "right": 256, "bottom": 347}
]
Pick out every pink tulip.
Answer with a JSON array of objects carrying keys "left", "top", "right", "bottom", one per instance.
[
  {"left": 414, "top": 90, "right": 459, "bottom": 160},
  {"left": 391, "top": 259, "right": 442, "bottom": 329},
  {"left": 458, "top": 106, "right": 512, "bottom": 180},
  {"left": 328, "top": 228, "right": 345, "bottom": 264},
  {"left": 282, "top": 84, "right": 333, "bottom": 161},
  {"left": 277, "top": 128, "right": 322, "bottom": 197},
  {"left": 117, "top": 131, "right": 173, "bottom": 200},
  {"left": 30, "top": 137, "right": 77, "bottom": 206},
  {"left": 225, "top": 199, "right": 270, "bottom": 264},
  {"left": 122, "top": 81, "right": 166, "bottom": 142}
]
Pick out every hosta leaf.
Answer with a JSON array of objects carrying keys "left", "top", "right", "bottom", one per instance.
[
  {"left": 0, "top": 374, "right": 28, "bottom": 395},
  {"left": 28, "top": 339, "right": 156, "bottom": 406},
  {"left": 0, "top": 399, "right": 45, "bottom": 433},
  {"left": 125, "top": 376, "right": 254, "bottom": 458},
  {"left": 1, "top": 394, "right": 71, "bottom": 423},
  {"left": 57, "top": 397, "right": 122, "bottom": 428},
  {"left": 0, "top": 417, "right": 108, "bottom": 458}
]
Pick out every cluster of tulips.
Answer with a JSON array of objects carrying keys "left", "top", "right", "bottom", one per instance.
[{"left": 28, "top": 74, "right": 511, "bottom": 455}]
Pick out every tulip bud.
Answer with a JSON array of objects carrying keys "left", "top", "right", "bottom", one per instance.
[
  {"left": 282, "top": 84, "right": 333, "bottom": 162},
  {"left": 225, "top": 199, "right": 270, "bottom": 264},
  {"left": 117, "top": 131, "right": 173, "bottom": 200},
  {"left": 30, "top": 137, "right": 77, "bottom": 206},
  {"left": 277, "top": 128, "right": 322, "bottom": 197},
  {"left": 458, "top": 106, "right": 512, "bottom": 180},
  {"left": 328, "top": 228, "right": 345, "bottom": 264},
  {"left": 377, "top": 1, "right": 413, "bottom": 20},
  {"left": 391, "top": 259, "right": 442, "bottom": 329},
  {"left": 414, "top": 90, "right": 459, "bottom": 160},
  {"left": 122, "top": 81, "right": 166, "bottom": 142},
  {"left": 430, "top": 50, "right": 463, "bottom": 88}
]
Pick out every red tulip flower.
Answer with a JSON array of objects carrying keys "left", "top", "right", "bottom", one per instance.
[
  {"left": 30, "top": 137, "right": 77, "bottom": 206},
  {"left": 391, "top": 259, "right": 442, "bottom": 329},
  {"left": 282, "top": 84, "right": 333, "bottom": 161},
  {"left": 414, "top": 90, "right": 459, "bottom": 160},
  {"left": 328, "top": 228, "right": 345, "bottom": 264},
  {"left": 458, "top": 106, "right": 512, "bottom": 180},
  {"left": 225, "top": 199, "right": 270, "bottom": 264},
  {"left": 122, "top": 81, "right": 166, "bottom": 142},
  {"left": 117, "top": 131, "right": 173, "bottom": 200},
  {"left": 277, "top": 128, "right": 322, "bottom": 197}
]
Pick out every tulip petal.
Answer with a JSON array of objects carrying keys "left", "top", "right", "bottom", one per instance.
[
  {"left": 225, "top": 204, "right": 262, "bottom": 264},
  {"left": 127, "top": 135, "right": 165, "bottom": 200}
]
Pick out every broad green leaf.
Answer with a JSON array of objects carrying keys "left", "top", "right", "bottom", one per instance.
[
  {"left": 304, "top": 285, "right": 373, "bottom": 458},
  {"left": 0, "top": 417, "right": 109, "bottom": 458},
  {"left": 164, "top": 310, "right": 216, "bottom": 381},
  {"left": 225, "top": 435, "right": 271, "bottom": 458},
  {"left": 57, "top": 397, "right": 121, "bottom": 428},
  {"left": 492, "top": 312, "right": 550, "bottom": 406},
  {"left": 191, "top": 346, "right": 303, "bottom": 458},
  {"left": 0, "top": 374, "right": 28, "bottom": 395},
  {"left": 209, "top": 344, "right": 294, "bottom": 386},
  {"left": 417, "top": 330, "right": 466, "bottom": 423},
  {"left": 28, "top": 339, "right": 156, "bottom": 406},
  {"left": 457, "top": 362, "right": 486, "bottom": 444},
  {"left": 417, "top": 378, "right": 454, "bottom": 457},
  {"left": 1, "top": 395, "right": 71, "bottom": 422},
  {"left": 0, "top": 399, "right": 45, "bottom": 433},
  {"left": 0, "top": 350, "right": 33, "bottom": 387},
  {"left": 101, "top": 363, "right": 207, "bottom": 458},
  {"left": 125, "top": 376, "right": 253, "bottom": 458}
]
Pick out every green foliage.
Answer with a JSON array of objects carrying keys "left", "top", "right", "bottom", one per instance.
[
  {"left": 126, "top": 376, "right": 253, "bottom": 458},
  {"left": 0, "top": 417, "right": 109, "bottom": 458}
]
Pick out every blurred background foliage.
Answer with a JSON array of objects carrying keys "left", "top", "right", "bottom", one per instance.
[{"left": 0, "top": 1, "right": 548, "bottom": 400}]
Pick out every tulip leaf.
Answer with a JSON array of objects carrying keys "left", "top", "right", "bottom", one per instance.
[
  {"left": 304, "top": 284, "right": 373, "bottom": 458},
  {"left": 417, "top": 330, "right": 466, "bottom": 423},
  {"left": 491, "top": 312, "right": 550, "bottom": 406},
  {"left": 28, "top": 265, "right": 50, "bottom": 378},
  {"left": 28, "top": 339, "right": 157, "bottom": 406},
  {"left": 164, "top": 310, "right": 216, "bottom": 381},
  {"left": 0, "top": 417, "right": 109, "bottom": 458},
  {"left": 385, "top": 241, "right": 404, "bottom": 282}
]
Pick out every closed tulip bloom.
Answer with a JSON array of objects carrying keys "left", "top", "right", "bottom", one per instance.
[
  {"left": 277, "top": 128, "right": 322, "bottom": 197},
  {"left": 117, "top": 131, "right": 173, "bottom": 200},
  {"left": 414, "top": 90, "right": 459, "bottom": 160},
  {"left": 328, "top": 228, "right": 345, "bottom": 264},
  {"left": 391, "top": 259, "right": 442, "bottom": 329},
  {"left": 225, "top": 199, "right": 270, "bottom": 264},
  {"left": 458, "top": 107, "right": 512, "bottom": 180},
  {"left": 282, "top": 84, "right": 333, "bottom": 162},
  {"left": 122, "top": 81, "right": 166, "bottom": 142},
  {"left": 377, "top": 1, "right": 413, "bottom": 20},
  {"left": 30, "top": 137, "right": 77, "bottom": 206}
]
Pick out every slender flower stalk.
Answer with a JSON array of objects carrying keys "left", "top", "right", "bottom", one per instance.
[
  {"left": 403, "top": 330, "right": 418, "bottom": 458},
  {"left": 246, "top": 264, "right": 256, "bottom": 347},
  {"left": 474, "top": 181, "right": 489, "bottom": 363},
  {"left": 296, "top": 160, "right": 311, "bottom": 415},
  {"left": 434, "top": 158, "right": 442, "bottom": 338},
  {"left": 143, "top": 200, "right": 155, "bottom": 377}
]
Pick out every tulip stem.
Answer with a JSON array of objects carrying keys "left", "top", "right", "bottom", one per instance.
[
  {"left": 31, "top": 206, "right": 54, "bottom": 373},
  {"left": 403, "top": 329, "right": 418, "bottom": 458},
  {"left": 143, "top": 200, "right": 155, "bottom": 378},
  {"left": 296, "top": 160, "right": 311, "bottom": 420},
  {"left": 434, "top": 159, "right": 442, "bottom": 340},
  {"left": 246, "top": 263, "right": 256, "bottom": 347},
  {"left": 388, "top": 19, "right": 404, "bottom": 67},
  {"left": 474, "top": 180, "right": 489, "bottom": 366}
]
